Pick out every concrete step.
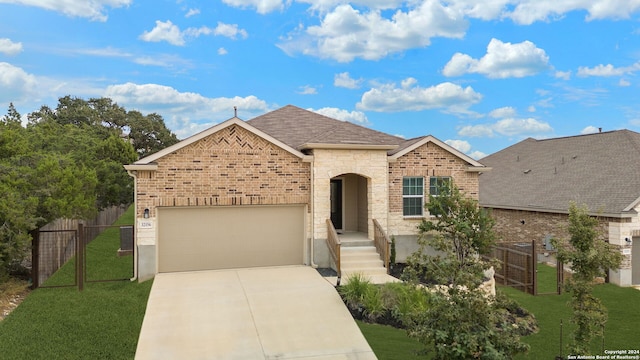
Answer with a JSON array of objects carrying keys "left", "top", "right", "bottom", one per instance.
[
  {"left": 340, "top": 239, "right": 375, "bottom": 247},
  {"left": 340, "top": 273, "right": 401, "bottom": 285},
  {"left": 341, "top": 259, "right": 384, "bottom": 270},
  {"left": 342, "top": 268, "right": 390, "bottom": 280},
  {"left": 341, "top": 245, "right": 378, "bottom": 254}
]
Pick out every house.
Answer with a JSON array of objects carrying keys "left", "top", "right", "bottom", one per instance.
[
  {"left": 479, "top": 130, "right": 640, "bottom": 287},
  {"left": 124, "top": 105, "right": 488, "bottom": 282}
]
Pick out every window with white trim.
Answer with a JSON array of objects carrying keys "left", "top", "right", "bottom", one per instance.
[{"left": 403, "top": 176, "right": 424, "bottom": 217}]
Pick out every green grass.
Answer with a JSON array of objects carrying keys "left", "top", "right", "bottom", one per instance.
[
  {"left": 503, "top": 282, "right": 640, "bottom": 358},
  {"left": 356, "top": 321, "right": 426, "bottom": 360},
  {"left": 42, "top": 206, "right": 135, "bottom": 287},
  {"left": 357, "top": 264, "right": 640, "bottom": 360},
  {"left": 536, "top": 262, "right": 560, "bottom": 294},
  {"left": 0, "top": 206, "right": 153, "bottom": 359}
]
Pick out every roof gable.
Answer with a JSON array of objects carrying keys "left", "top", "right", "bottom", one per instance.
[
  {"left": 133, "top": 117, "right": 310, "bottom": 165},
  {"left": 390, "top": 135, "right": 487, "bottom": 169},
  {"left": 479, "top": 130, "right": 640, "bottom": 216},
  {"left": 248, "top": 105, "right": 404, "bottom": 150}
]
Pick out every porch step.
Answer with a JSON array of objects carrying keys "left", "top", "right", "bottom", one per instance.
[
  {"left": 339, "top": 245, "right": 389, "bottom": 282},
  {"left": 340, "top": 238, "right": 375, "bottom": 247}
]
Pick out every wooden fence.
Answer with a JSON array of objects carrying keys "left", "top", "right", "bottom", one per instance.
[
  {"left": 32, "top": 205, "right": 127, "bottom": 287},
  {"left": 482, "top": 240, "right": 538, "bottom": 295}
]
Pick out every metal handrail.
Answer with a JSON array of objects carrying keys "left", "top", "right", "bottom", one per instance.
[
  {"left": 326, "top": 219, "right": 341, "bottom": 285},
  {"left": 373, "top": 219, "right": 391, "bottom": 274}
]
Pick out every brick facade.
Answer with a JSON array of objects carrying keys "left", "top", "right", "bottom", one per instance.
[
  {"left": 135, "top": 124, "right": 311, "bottom": 219},
  {"left": 488, "top": 208, "right": 633, "bottom": 273},
  {"left": 387, "top": 141, "right": 480, "bottom": 235}
]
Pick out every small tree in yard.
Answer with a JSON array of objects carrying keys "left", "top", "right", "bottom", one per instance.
[
  {"left": 404, "top": 183, "right": 533, "bottom": 359},
  {"left": 551, "top": 203, "right": 622, "bottom": 356}
]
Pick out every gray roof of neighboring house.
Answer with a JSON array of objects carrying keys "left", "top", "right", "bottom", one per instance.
[
  {"left": 248, "top": 105, "right": 404, "bottom": 151},
  {"left": 479, "top": 130, "right": 640, "bottom": 216}
]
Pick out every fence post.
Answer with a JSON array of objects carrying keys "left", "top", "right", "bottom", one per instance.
[
  {"left": 557, "top": 260, "right": 563, "bottom": 295},
  {"left": 77, "top": 223, "right": 84, "bottom": 291},
  {"left": 30, "top": 229, "right": 40, "bottom": 289},
  {"left": 532, "top": 240, "right": 537, "bottom": 295},
  {"left": 503, "top": 248, "right": 508, "bottom": 285}
]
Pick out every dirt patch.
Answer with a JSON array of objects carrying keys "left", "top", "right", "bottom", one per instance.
[{"left": 0, "top": 278, "right": 30, "bottom": 321}]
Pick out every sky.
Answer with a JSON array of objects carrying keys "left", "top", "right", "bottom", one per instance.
[{"left": 1, "top": 1, "right": 640, "bottom": 159}]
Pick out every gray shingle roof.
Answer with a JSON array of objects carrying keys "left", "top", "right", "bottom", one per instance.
[
  {"left": 247, "top": 105, "right": 404, "bottom": 151},
  {"left": 479, "top": 130, "right": 640, "bottom": 215}
]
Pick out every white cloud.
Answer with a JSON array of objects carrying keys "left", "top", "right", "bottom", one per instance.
[
  {"left": 140, "top": 20, "right": 248, "bottom": 46},
  {"left": 527, "top": 105, "right": 536, "bottom": 112},
  {"left": 0, "top": 62, "right": 37, "bottom": 102},
  {"left": 503, "top": 0, "right": 640, "bottom": 24},
  {"left": 298, "top": 0, "right": 405, "bottom": 12},
  {"left": 0, "top": 38, "right": 23, "bottom": 56},
  {"left": 447, "top": 0, "right": 640, "bottom": 24},
  {"left": 104, "top": 82, "right": 271, "bottom": 138},
  {"left": 309, "top": 107, "right": 369, "bottom": 125},
  {"left": 580, "top": 125, "right": 600, "bottom": 134},
  {"left": 468, "top": 150, "right": 487, "bottom": 160},
  {"left": 458, "top": 117, "right": 553, "bottom": 137},
  {"left": 334, "top": 72, "right": 363, "bottom": 89},
  {"left": 489, "top": 106, "right": 516, "bottom": 118},
  {"left": 577, "top": 62, "right": 640, "bottom": 77},
  {"left": 444, "top": 139, "right": 471, "bottom": 153},
  {"left": 185, "top": 8, "right": 200, "bottom": 17},
  {"left": 279, "top": 2, "right": 468, "bottom": 62},
  {"left": 218, "top": 47, "right": 228, "bottom": 55},
  {"left": 619, "top": 78, "right": 631, "bottom": 86},
  {"left": 357, "top": 79, "right": 482, "bottom": 114},
  {"left": 297, "top": 85, "right": 318, "bottom": 94},
  {"left": 0, "top": 0, "right": 131, "bottom": 21},
  {"left": 443, "top": 38, "right": 550, "bottom": 78},
  {"left": 140, "top": 20, "right": 185, "bottom": 46},
  {"left": 221, "top": 0, "right": 286, "bottom": 14},
  {"left": 212, "top": 22, "right": 249, "bottom": 39},
  {"left": 493, "top": 118, "right": 552, "bottom": 136},
  {"left": 458, "top": 124, "right": 494, "bottom": 137},
  {"left": 555, "top": 70, "right": 571, "bottom": 80}
]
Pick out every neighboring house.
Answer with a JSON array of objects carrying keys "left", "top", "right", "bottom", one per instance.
[
  {"left": 124, "top": 105, "right": 487, "bottom": 281},
  {"left": 479, "top": 130, "right": 640, "bottom": 287}
]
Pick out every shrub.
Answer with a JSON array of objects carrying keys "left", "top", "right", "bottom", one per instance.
[{"left": 339, "top": 273, "right": 372, "bottom": 309}]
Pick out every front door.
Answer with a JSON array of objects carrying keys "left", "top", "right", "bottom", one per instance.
[{"left": 330, "top": 179, "right": 343, "bottom": 230}]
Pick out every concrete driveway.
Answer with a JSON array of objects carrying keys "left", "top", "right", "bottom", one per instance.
[{"left": 135, "top": 266, "right": 377, "bottom": 360}]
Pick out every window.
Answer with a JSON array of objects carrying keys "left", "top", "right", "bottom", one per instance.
[
  {"left": 429, "top": 176, "right": 451, "bottom": 196},
  {"left": 403, "top": 177, "right": 424, "bottom": 217}
]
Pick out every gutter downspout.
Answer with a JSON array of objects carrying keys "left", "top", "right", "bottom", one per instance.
[
  {"left": 125, "top": 169, "right": 138, "bottom": 282},
  {"left": 310, "top": 161, "right": 318, "bottom": 268}
]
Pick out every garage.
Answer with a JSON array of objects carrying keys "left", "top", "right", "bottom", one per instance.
[{"left": 157, "top": 205, "right": 305, "bottom": 273}]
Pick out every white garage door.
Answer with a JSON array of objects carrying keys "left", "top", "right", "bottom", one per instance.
[{"left": 158, "top": 205, "right": 305, "bottom": 273}]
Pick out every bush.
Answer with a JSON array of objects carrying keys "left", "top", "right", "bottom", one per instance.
[{"left": 339, "top": 279, "right": 431, "bottom": 328}]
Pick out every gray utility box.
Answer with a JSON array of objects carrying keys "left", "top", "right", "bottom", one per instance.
[{"left": 120, "top": 226, "right": 134, "bottom": 251}]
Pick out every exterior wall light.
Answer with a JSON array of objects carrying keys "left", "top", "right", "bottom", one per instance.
[{"left": 143, "top": 208, "right": 150, "bottom": 219}]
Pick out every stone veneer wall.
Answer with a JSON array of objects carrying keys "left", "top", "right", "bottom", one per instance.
[
  {"left": 387, "top": 141, "right": 480, "bottom": 236},
  {"left": 312, "top": 149, "right": 389, "bottom": 240},
  {"left": 487, "top": 207, "right": 636, "bottom": 286}
]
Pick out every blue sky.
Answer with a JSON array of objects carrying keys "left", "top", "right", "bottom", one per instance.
[{"left": 1, "top": 0, "right": 640, "bottom": 158}]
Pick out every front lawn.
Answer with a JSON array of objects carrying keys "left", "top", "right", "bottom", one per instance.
[
  {"left": 0, "top": 207, "right": 153, "bottom": 359},
  {"left": 503, "top": 282, "right": 640, "bottom": 359},
  {"left": 354, "top": 264, "right": 640, "bottom": 360}
]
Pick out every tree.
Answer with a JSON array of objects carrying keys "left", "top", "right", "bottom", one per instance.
[
  {"left": 127, "top": 110, "right": 179, "bottom": 157},
  {"left": 551, "top": 203, "right": 623, "bottom": 355},
  {"left": 0, "top": 96, "right": 178, "bottom": 277},
  {"left": 406, "top": 184, "right": 496, "bottom": 288},
  {"left": 404, "top": 183, "right": 532, "bottom": 359},
  {"left": 1, "top": 103, "right": 22, "bottom": 127}
]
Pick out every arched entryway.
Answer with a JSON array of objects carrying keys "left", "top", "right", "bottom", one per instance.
[{"left": 330, "top": 173, "right": 369, "bottom": 236}]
